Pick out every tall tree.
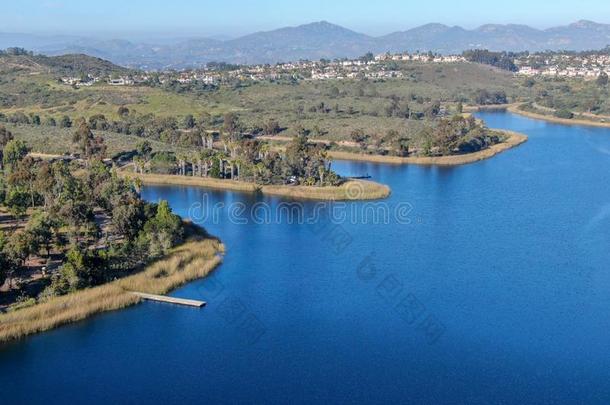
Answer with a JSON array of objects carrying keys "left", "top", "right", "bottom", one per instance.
[
  {"left": 72, "top": 122, "right": 106, "bottom": 162},
  {"left": 0, "top": 125, "right": 14, "bottom": 171},
  {"left": 25, "top": 210, "right": 55, "bottom": 257},
  {"left": 2, "top": 139, "right": 29, "bottom": 173},
  {"left": 223, "top": 112, "right": 241, "bottom": 140}
]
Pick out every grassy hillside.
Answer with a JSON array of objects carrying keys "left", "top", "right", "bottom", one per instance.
[
  {"left": 0, "top": 80, "right": 227, "bottom": 119},
  {"left": 5, "top": 123, "right": 182, "bottom": 156},
  {"left": 208, "top": 63, "right": 518, "bottom": 138},
  {"left": 0, "top": 59, "right": 519, "bottom": 116}
]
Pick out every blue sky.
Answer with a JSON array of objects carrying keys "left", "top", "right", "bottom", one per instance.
[{"left": 4, "top": 0, "right": 610, "bottom": 37}]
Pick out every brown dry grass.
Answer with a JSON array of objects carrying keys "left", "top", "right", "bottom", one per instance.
[
  {"left": 0, "top": 284, "right": 138, "bottom": 343},
  {"left": 262, "top": 180, "right": 390, "bottom": 201},
  {"left": 117, "top": 238, "right": 223, "bottom": 295},
  {"left": 0, "top": 226, "right": 224, "bottom": 343}
]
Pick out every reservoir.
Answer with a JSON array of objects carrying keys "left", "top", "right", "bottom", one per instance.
[{"left": 1, "top": 112, "right": 610, "bottom": 404}]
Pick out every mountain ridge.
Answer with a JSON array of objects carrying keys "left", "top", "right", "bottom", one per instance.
[{"left": 1, "top": 20, "right": 609, "bottom": 69}]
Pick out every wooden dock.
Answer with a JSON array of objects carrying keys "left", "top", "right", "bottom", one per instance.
[{"left": 131, "top": 292, "right": 206, "bottom": 307}]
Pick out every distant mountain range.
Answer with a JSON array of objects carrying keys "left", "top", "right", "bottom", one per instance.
[{"left": 1, "top": 20, "right": 610, "bottom": 69}]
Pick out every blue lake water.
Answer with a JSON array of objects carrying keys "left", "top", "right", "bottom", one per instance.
[{"left": 2, "top": 112, "right": 610, "bottom": 404}]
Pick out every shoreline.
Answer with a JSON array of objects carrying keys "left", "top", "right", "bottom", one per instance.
[
  {"left": 468, "top": 103, "right": 610, "bottom": 129},
  {"left": 124, "top": 172, "right": 391, "bottom": 201},
  {"left": 328, "top": 130, "right": 528, "bottom": 165},
  {"left": 0, "top": 225, "right": 224, "bottom": 344},
  {"left": 506, "top": 105, "right": 610, "bottom": 129}
]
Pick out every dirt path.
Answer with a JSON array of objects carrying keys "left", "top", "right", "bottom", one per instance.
[{"left": 257, "top": 135, "right": 361, "bottom": 148}]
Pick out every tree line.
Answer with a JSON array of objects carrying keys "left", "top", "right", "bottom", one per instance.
[
  {"left": 0, "top": 124, "right": 184, "bottom": 303},
  {"left": 463, "top": 49, "right": 518, "bottom": 72}
]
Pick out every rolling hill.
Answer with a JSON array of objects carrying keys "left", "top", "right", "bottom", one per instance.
[{"left": 0, "top": 51, "right": 131, "bottom": 76}]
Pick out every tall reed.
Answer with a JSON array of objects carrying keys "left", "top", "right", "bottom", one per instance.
[{"left": 0, "top": 230, "right": 224, "bottom": 343}]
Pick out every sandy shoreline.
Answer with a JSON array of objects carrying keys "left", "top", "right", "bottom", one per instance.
[
  {"left": 506, "top": 105, "right": 610, "bottom": 129},
  {"left": 467, "top": 103, "right": 610, "bottom": 129}
]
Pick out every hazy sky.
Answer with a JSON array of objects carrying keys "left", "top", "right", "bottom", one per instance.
[{"left": 4, "top": 0, "right": 610, "bottom": 38}]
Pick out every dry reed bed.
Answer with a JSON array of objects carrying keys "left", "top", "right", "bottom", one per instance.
[
  {"left": 0, "top": 285, "right": 138, "bottom": 343},
  {"left": 260, "top": 180, "right": 390, "bottom": 200},
  {"left": 117, "top": 239, "right": 223, "bottom": 294},
  {"left": 0, "top": 234, "right": 224, "bottom": 343}
]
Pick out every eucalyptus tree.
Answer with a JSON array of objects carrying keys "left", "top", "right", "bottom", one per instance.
[
  {"left": 72, "top": 122, "right": 107, "bottom": 163},
  {"left": 25, "top": 210, "right": 56, "bottom": 257},
  {"left": 0, "top": 125, "right": 14, "bottom": 171},
  {"left": 8, "top": 156, "right": 40, "bottom": 208},
  {"left": 2, "top": 139, "right": 29, "bottom": 173},
  {"left": 136, "top": 140, "right": 153, "bottom": 161},
  {"left": 4, "top": 230, "right": 35, "bottom": 285}
]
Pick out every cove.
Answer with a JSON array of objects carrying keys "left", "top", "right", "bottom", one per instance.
[{"left": 1, "top": 112, "right": 610, "bottom": 404}]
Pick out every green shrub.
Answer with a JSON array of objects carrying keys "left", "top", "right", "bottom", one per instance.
[{"left": 554, "top": 109, "right": 574, "bottom": 119}]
